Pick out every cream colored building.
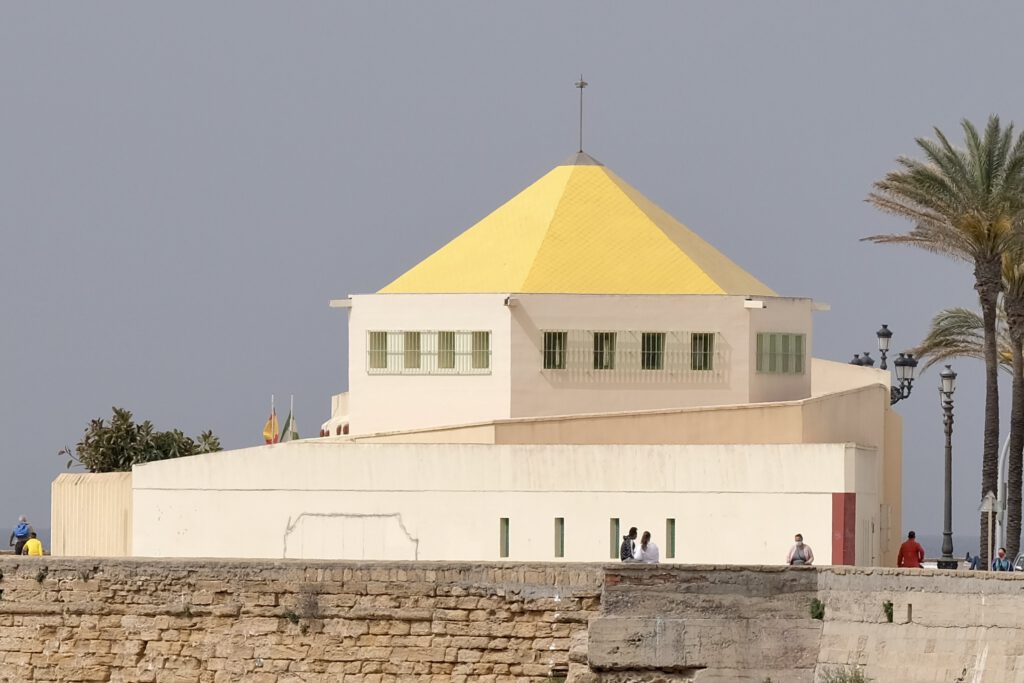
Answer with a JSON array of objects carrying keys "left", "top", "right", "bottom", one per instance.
[{"left": 53, "top": 151, "right": 902, "bottom": 566}]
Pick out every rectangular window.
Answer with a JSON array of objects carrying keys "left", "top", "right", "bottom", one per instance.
[
  {"left": 666, "top": 518, "right": 676, "bottom": 559},
  {"left": 438, "top": 331, "right": 456, "bottom": 369},
  {"left": 641, "top": 332, "right": 665, "bottom": 370},
  {"left": 593, "top": 332, "right": 616, "bottom": 370},
  {"left": 368, "top": 331, "right": 388, "bottom": 369},
  {"left": 554, "top": 517, "right": 565, "bottom": 558},
  {"left": 472, "top": 331, "right": 490, "bottom": 369},
  {"left": 756, "top": 333, "right": 806, "bottom": 375},
  {"left": 691, "top": 333, "right": 715, "bottom": 371},
  {"left": 543, "top": 331, "right": 568, "bottom": 370},
  {"left": 403, "top": 331, "right": 421, "bottom": 369},
  {"left": 610, "top": 518, "right": 620, "bottom": 560},
  {"left": 499, "top": 518, "right": 509, "bottom": 558}
]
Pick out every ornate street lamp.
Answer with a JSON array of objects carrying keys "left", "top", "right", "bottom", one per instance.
[
  {"left": 849, "top": 324, "right": 919, "bottom": 404},
  {"left": 876, "top": 324, "right": 893, "bottom": 368},
  {"left": 937, "top": 365, "right": 958, "bottom": 570}
]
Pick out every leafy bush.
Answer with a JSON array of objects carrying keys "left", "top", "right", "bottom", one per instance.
[
  {"left": 60, "top": 407, "right": 221, "bottom": 472},
  {"left": 810, "top": 597, "right": 825, "bottom": 620}
]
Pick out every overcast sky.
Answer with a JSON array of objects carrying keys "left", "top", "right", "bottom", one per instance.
[{"left": 2, "top": 3, "right": 1018, "bottom": 551}]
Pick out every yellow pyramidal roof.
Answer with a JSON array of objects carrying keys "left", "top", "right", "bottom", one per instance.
[{"left": 379, "top": 153, "right": 775, "bottom": 296}]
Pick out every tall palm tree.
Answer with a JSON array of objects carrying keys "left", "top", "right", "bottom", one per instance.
[
  {"left": 1000, "top": 256, "right": 1024, "bottom": 558},
  {"left": 866, "top": 116, "right": 1024, "bottom": 567},
  {"left": 915, "top": 297, "right": 1022, "bottom": 558}
]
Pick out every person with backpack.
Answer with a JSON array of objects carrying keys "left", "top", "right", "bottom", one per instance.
[
  {"left": 8, "top": 516, "right": 33, "bottom": 556},
  {"left": 619, "top": 527, "right": 638, "bottom": 561}
]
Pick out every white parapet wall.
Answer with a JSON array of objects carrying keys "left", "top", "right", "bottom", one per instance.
[
  {"left": 51, "top": 472, "right": 133, "bottom": 557},
  {"left": 132, "top": 441, "right": 877, "bottom": 565}
]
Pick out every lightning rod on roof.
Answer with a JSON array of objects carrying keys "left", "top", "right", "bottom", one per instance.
[{"left": 575, "top": 75, "right": 588, "bottom": 153}]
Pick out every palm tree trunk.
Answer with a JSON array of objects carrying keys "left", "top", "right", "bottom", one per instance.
[
  {"left": 1007, "top": 337, "right": 1024, "bottom": 559},
  {"left": 978, "top": 261, "right": 1003, "bottom": 569},
  {"left": 1005, "top": 286, "right": 1024, "bottom": 560}
]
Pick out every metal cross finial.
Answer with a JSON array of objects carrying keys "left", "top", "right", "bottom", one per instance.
[{"left": 575, "top": 75, "right": 588, "bottom": 153}]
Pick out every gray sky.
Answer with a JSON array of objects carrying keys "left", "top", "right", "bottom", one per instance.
[{"left": 1, "top": 3, "right": 1017, "bottom": 551}]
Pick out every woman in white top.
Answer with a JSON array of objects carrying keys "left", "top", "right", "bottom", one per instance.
[{"left": 633, "top": 531, "right": 660, "bottom": 564}]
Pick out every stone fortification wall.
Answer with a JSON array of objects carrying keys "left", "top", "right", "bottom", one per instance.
[
  {"left": 581, "top": 565, "right": 1024, "bottom": 683},
  {"left": 0, "top": 558, "right": 601, "bottom": 682},
  {"left": 4, "top": 559, "right": 1024, "bottom": 682}
]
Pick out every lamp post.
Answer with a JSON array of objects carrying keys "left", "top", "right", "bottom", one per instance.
[
  {"left": 938, "top": 365, "right": 958, "bottom": 570},
  {"left": 849, "top": 324, "right": 919, "bottom": 405}
]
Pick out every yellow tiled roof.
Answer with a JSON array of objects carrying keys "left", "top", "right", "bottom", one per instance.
[{"left": 379, "top": 153, "right": 775, "bottom": 296}]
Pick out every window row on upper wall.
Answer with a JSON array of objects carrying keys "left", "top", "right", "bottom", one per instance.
[
  {"left": 366, "top": 330, "right": 491, "bottom": 374},
  {"left": 755, "top": 332, "right": 806, "bottom": 375},
  {"left": 541, "top": 330, "right": 726, "bottom": 384}
]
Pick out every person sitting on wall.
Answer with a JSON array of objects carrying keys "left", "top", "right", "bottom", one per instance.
[
  {"left": 21, "top": 532, "right": 42, "bottom": 557},
  {"left": 619, "top": 527, "right": 638, "bottom": 561},
  {"left": 897, "top": 530, "right": 925, "bottom": 568},
  {"left": 633, "top": 531, "right": 660, "bottom": 564},
  {"left": 8, "top": 516, "right": 32, "bottom": 556},
  {"left": 965, "top": 551, "right": 982, "bottom": 570},
  {"left": 992, "top": 547, "right": 1014, "bottom": 572},
  {"left": 786, "top": 533, "right": 814, "bottom": 566}
]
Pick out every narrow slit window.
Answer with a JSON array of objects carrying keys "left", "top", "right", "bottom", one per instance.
[
  {"left": 499, "top": 518, "right": 509, "bottom": 558},
  {"left": 641, "top": 332, "right": 665, "bottom": 370},
  {"left": 610, "top": 518, "right": 620, "bottom": 559},
  {"left": 438, "top": 331, "right": 456, "bottom": 369},
  {"left": 404, "top": 331, "right": 421, "bottom": 369},
  {"left": 554, "top": 517, "right": 565, "bottom": 558},
  {"left": 472, "top": 331, "right": 491, "bottom": 369},
  {"left": 794, "top": 334, "right": 805, "bottom": 374},
  {"left": 691, "top": 333, "right": 714, "bottom": 371},
  {"left": 666, "top": 518, "right": 676, "bottom": 559},
  {"left": 368, "top": 331, "right": 388, "bottom": 369},
  {"left": 544, "top": 331, "right": 568, "bottom": 370},
  {"left": 593, "top": 332, "right": 616, "bottom": 370}
]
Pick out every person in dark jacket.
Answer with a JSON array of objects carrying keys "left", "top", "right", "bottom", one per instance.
[{"left": 619, "top": 527, "right": 638, "bottom": 561}]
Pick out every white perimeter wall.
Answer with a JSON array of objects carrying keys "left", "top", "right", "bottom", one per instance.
[
  {"left": 132, "top": 441, "right": 876, "bottom": 565},
  {"left": 52, "top": 472, "right": 132, "bottom": 557}
]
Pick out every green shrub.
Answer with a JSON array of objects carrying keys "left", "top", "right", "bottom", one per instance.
[
  {"left": 820, "top": 665, "right": 869, "bottom": 683},
  {"left": 883, "top": 600, "right": 893, "bottom": 623},
  {"left": 810, "top": 597, "right": 825, "bottom": 620}
]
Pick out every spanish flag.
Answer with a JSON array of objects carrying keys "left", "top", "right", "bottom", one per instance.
[{"left": 263, "top": 408, "right": 280, "bottom": 444}]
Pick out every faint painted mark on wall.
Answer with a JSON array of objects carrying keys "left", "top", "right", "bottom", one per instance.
[{"left": 282, "top": 513, "right": 419, "bottom": 560}]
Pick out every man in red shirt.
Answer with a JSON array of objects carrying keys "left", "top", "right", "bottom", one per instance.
[{"left": 897, "top": 530, "right": 925, "bottom": 568}]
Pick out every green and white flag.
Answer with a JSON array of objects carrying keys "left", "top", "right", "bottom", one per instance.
[
  {"left": 280, "top": 396, "right": 299, "bottom": 442},
  {"left": 280, "top": 411, "right": 299, "bottom": 442}
]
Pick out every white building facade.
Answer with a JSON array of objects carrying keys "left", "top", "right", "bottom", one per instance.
[{"left": 54, "top": 150, "right": 902, "bottom": 566}]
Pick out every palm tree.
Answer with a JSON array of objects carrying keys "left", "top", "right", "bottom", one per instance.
[
  {"left": 865, "top": 115, "right": 1024, "bottom": 567},
  {"left": 914, "top": 297, "right": 1022, "bottom": 558},
  {"left": 1001, "top": 256, "right": 1024, "bottom": 558}
]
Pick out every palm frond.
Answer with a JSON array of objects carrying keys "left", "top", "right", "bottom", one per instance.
[{"left": 913, "top": 306, "right": 1013, "bottom": 372}]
